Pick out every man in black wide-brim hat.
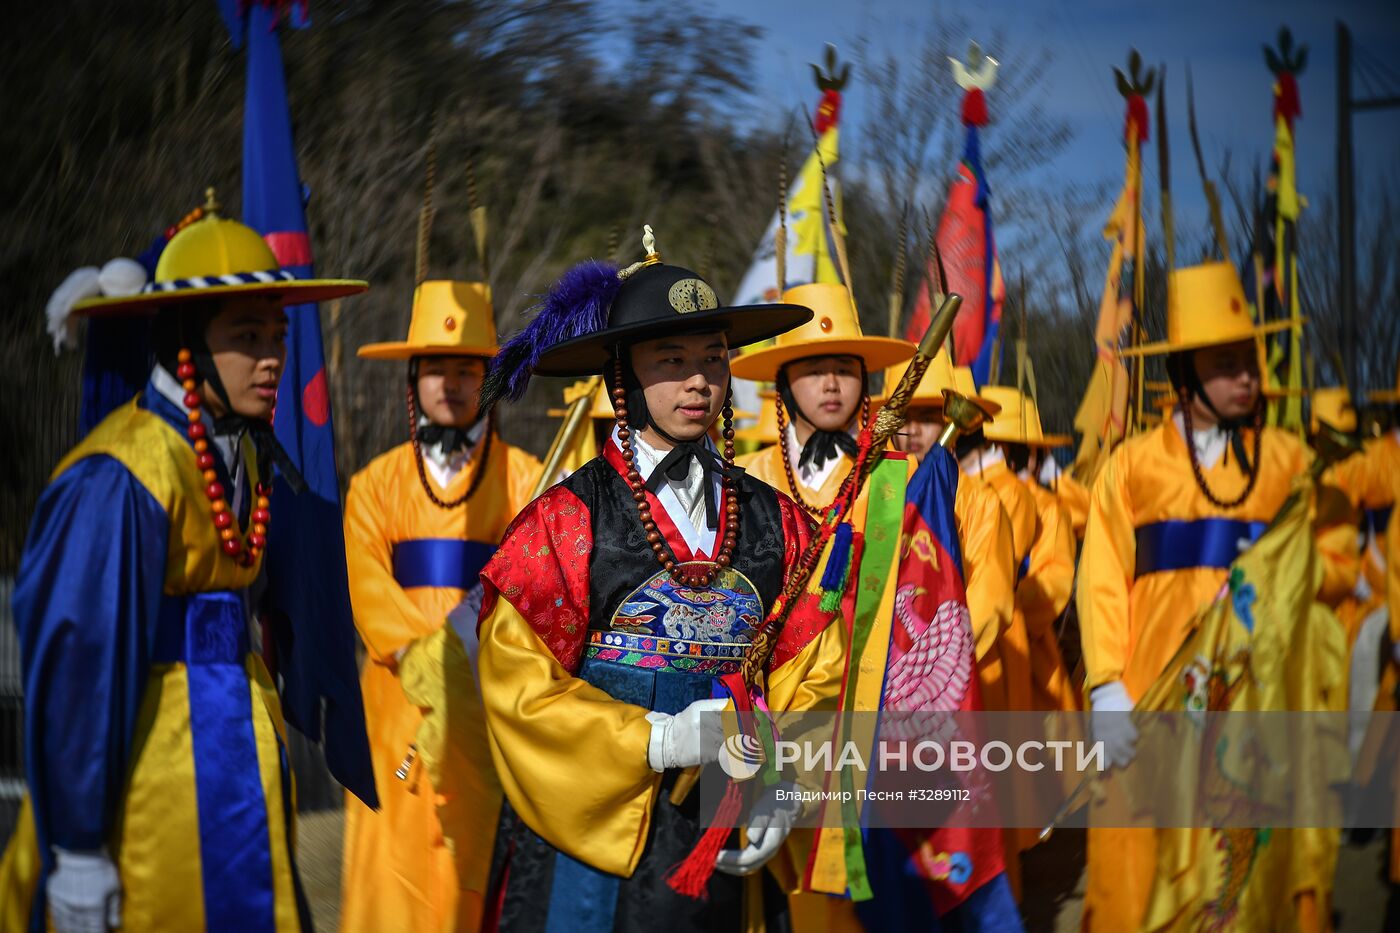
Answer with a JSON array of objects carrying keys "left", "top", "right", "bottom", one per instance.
[{"left": 473, "top": 228, "right": 847, "bottom": 929}]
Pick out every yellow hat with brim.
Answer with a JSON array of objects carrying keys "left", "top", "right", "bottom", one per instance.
[
  {"left": 1310, "top": 386, "right": 1357, "bottom": 434},
  {"left": 729, "top": 283, "right": 915, "bottom": 381},
  {"left": 359, "top": 280, "right": 498, "bottom": 359},
  {"left": 1368, "top": 366, "right": 1400, "bottom": 403},
  {"left": 72, "top": 206, "right": 366, "bottom": 316},
  {"left": 980, "top": 386, "right": 1046, "bottom": 445},
  {"left": 546, "top": 380, "right": 614, "bottom": 420},
  {"left": 1119, "top": 261, "right": 1300, "bottom": 357},
  {"left": 734, "top": 390, "right": 780, "bottom": 444},
  {"left": 950, "top": 366, "right": 1003, "bottom": 419},
  {"left": 872, "top": 346, "right": 956, "bottom": 407}
]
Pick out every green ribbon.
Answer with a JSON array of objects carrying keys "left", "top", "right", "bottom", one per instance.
[{"left": 835, "top": 457, "right": 908, "bottom": 901}]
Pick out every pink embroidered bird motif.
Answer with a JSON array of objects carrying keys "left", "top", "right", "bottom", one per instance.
[{"left": 883, "top": 585, "right": 974, "bottom": 713}]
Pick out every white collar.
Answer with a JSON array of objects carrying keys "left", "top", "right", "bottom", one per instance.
[
  {"left": 1173, "top": 411, "right": 1228, "bottom": 470},
  {"left": 420, "top": 417, "right": 489, "bottom": 488},
  {"left": 960, "top": 445, "right": 1004, "bottom": 477},
  {"left": 1038, "top": 454, "right": 1061, "bottom": 486},
  {"left": 783, "top": 421, "right": 851, "bottom": 492},
  {"left": 619, "top": 425, "right": 719, "bottom": 557}
]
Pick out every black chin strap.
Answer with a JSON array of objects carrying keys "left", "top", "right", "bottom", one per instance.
[
  {"left": 179, "top": 316, "right": 306, "bottom": 494},
  {"left": 212, "top": 415, "right": 307, "bottom": 494}
]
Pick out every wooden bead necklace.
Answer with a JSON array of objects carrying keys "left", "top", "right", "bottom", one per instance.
[
  {"left": 178, "top": 348, "right": 270, "bottom": 566},
  {"left": 611, "top": 353, "right": 738, "bottom": 588},
  {"left": 406, "top": 383, "right": 493, "bottom": 509}
]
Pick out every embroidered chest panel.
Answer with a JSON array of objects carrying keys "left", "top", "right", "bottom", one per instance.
[{"left": 586, "top": 563, "right": 763, "bottom": 675}]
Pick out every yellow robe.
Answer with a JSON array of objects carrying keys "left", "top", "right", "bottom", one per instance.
[
  {"left": 1022, "top": 481, "right": 1079, "bottom": 712},
  {"left": 1384, "top": 458, "right": 1400, "bottom": 885},
  {"left": 1, "top": 398, "right": 300, "bottom": 931},
  {"left": 341, "top": 437, "right": 540, "bottom": 933},
  {"left": 1054, "top": 471, "right": 1091, "bottom": 541},
  {"left": 971, "top": 460, "right": 1036, "bottom": 715},
  {"left": 1076, "top": 421, "right": 1308, "bottom": 933}
]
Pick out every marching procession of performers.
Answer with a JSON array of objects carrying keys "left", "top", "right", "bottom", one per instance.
[{"left": 3, "top": 15, "right": 1400, "bottom": 933}]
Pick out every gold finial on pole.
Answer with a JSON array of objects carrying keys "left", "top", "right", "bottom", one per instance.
[{"left": 203, "top": 187, "right": 222, "bottom": 215}]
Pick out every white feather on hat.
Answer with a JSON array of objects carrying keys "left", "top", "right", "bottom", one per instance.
[
  {"left": 46, "top": 267, "right": 101, "bottom": 354},
  {"left": 45, "top": 258, "right": 149, "bottom": 354}
]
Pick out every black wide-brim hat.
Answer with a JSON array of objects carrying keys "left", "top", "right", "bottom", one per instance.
[{"left": 534, "top": 262, "right": 811, "bottom": 376}]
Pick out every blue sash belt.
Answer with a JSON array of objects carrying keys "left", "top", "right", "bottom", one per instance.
[
  {"left": 1367, "top": 506, "right": 1392, "bottom": 536},
  {"left": 391, "top": 538, "right": 497, "bottom": 590},
  {"left": 153, "top": 590, "right": 250, "bottom": 664},
  {"left": 152, "top": 590, "right": 276, "bottom": 931},
  {"left": 1134, "top": 518, "right": 1266, "bottom": 577}
]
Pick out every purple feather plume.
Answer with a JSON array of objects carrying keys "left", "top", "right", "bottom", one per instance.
[{"left": 480, "top": 259, "right": 620, "bottom": 412}]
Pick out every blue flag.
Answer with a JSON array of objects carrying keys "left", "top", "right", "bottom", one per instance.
[{"left": 223, "top": 0, "right": 376, "bottom": 808}]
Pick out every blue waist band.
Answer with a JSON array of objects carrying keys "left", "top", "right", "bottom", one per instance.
[
  {"left": 1367, "top": 506, "right": 1392, "bottom": 535},
  {"left": 391, "top": 538, "right": 497, "bottom": 590},
  {"left": 1134, "top": 518, "right": 1267, "bottom": 577},
  {"left": 153, "top": 591, "right": 250, "bottom": 665}
]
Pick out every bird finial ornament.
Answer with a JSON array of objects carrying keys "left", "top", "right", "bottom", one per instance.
[{"left": 950, "top": 40, "right": 998, "bottom": 91}]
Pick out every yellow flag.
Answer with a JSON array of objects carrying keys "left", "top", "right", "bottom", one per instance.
[
  {"left": 1136, "top": 475, "right": 1348, "bottom": 930},
  {"left": 1073, "top": 125, "right": 1142, "bottom": 483}
]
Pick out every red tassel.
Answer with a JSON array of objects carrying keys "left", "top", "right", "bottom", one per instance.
[
  {"left": 1124, "top": 94, "right": 1149, "bottom": 144},
  {"left": 1273, "top": 72, "right": 1301, "bottom": 128},
  {"left": 814, "top": 89, "right": 842, "bottom": 134},
  {"left": 960, "top": 89, "right": 988, "bottom": 127},
  {"left": 665, "top": 780, "right": 745, "bottom": 898}
]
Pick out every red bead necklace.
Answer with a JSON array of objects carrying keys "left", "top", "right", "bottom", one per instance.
[{"left": 178, "top": 348, "right": 271, "bottom": 566}]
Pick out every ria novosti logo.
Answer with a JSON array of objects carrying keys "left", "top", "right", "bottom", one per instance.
[{"left": 719, "top": 732, "right": 765, "bottom": 779}]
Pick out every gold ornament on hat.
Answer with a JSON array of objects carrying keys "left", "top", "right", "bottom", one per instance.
[
  {"left": 618, "top": 225, "right": 662, "bottom": 280},
  {"left": 668, "top": 278, "right": 718, "bottom": 314}
]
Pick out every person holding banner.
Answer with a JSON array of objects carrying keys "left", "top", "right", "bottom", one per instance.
[
  {"left": 340, "top": 279, "right": 540, "bottom": 932},
  {"left": 470, "top": 229, "right": 847, "bottom": 930},
  {"left": 1076, "top": 261, "right": 1309, "bottom": 931},
  {"left": 731, "top": 296, "right": 1023, "bottom": 926},
  {"left": 870, "top": 350, "right": 1020, "bottom": 713},
  {"left": 6, "top": 194, "right": 369, "bottom": 932}
]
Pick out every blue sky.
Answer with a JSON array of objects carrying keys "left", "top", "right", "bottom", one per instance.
[{"left": 612, "top": 0, "right": 1400, "bottom": 239}]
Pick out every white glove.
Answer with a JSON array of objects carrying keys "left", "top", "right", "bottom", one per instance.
[
  {"left": 646, "top": 698, "right": 729, "bottom": 772},
  {"left": 48, "top": 848, "right": 120, "bottom": 933},
  {"left": 715, "top": 786, "right": 800, "bottom": 876},
  {"left": 1090, "top": 680, "right": 1138, "bottom": 770}
]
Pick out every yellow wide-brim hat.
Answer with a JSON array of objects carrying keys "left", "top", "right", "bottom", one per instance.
[
  {"left": 729, "top": 283, "right": 915, "bottom": 381},
  {"left": 871, "top": 345, "right": 956, "bottom": 408},
  {"left": 980, "top": 386, "right": 1070, "bottom": 446},
  {"left": 1311, "top": 386, "right": 1357, "bottom": 433},
  {"left": 1119, "top": 261, "right": 1299, "bottom": 357},
  {"left": 734, "top": 390, "right": 780, "bottom": 444},
  {"left": 73, "top": 202, "right": 366, "bottom": 316},
  {"left": 951, "top": 366, "right": 1003, "bottom": 419},
  {"left": 1368, "top": 362, "right": 1400, "bottom": 403},
  {"left": 359, "top": 280, "right": 498, "bottom": 359}
]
